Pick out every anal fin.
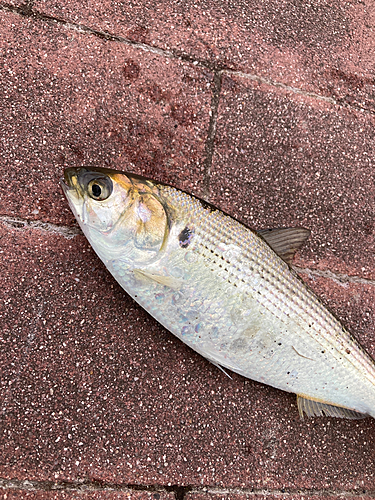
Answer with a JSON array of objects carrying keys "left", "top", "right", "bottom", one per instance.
[{"left": 297, "top": 395, "right": 368, "bottom": 420}]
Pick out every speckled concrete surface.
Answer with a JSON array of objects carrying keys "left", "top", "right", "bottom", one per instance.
[{"left": 1, "top": 0, "right": 375, "bottom": 499}]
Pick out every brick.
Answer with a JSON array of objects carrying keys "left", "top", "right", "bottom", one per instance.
[
  {"left": 34, "top": 0, "right": 375, "bottom": 110},
  {"left": 0, "top": 489, "right": 174, "bottom": 499},
  {"left": 211, "top": 74, "right": 375, "bottom": 279},
  {"left": 0, "top": 12, "right": 213, "bottom": 225},
  {"left": 1, "top": 222, "right": 375, "bottom": 489}
]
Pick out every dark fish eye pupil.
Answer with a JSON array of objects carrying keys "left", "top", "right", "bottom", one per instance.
[
  {"left": 87, "top": 176, "right": 112, "bottom": 201},
  {"left": 92, "top": 183, "right": 101, "bottom": 197}
]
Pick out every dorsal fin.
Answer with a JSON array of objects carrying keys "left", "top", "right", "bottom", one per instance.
[
  {"left": 257, "top": 227, "right": 311, "bottom": 265},
  {"left": 297, "top": 395, "right": 367, "bottom": 420}
]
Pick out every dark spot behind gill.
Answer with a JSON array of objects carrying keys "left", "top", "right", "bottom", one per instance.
[{"left": 179, "top": 226, "right": 194, "bottom": 248}]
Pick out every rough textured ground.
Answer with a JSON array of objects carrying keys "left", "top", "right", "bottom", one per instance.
[{"left": 1, "top": 1, "right": 375, "bottom": 499}]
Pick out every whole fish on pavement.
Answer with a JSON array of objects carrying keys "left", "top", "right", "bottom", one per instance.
[{"left": 61, "top": 167, "right": 375, "bottom": 419}]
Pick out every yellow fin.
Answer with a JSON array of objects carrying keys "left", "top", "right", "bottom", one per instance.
[
  {"left": 297, "top": 395, "right": 367, "bottom": 420},
  {"left": 133, "top": 268, "right": 182, "bottom": 290},
  {"left": 257, "top": 227, "right": 310, "bottom": 265}
]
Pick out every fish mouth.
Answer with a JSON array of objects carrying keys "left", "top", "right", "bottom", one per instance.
[
  {"left": 60, "top": 176, "right": 71, "bottom": 195},
  {"left": 60, "top": 169, "right": 86, "bottom": 223},
  {"left": 60, "top": 168, "right": 86, "bottom": 205},
  {"left": 63, "top": 167, "right": 81, "bottom": 188},
  {"left": 60, "top": 167, "right": 80, "bottom": 195},
  {"left": 60, "top": 167, "right": 87, "bottom": 197}
]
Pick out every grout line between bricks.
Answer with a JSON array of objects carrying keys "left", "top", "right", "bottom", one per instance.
[
  {"left": 201, "top": 71, "right": 223, "bottom": 201},
  {"left": 192, "top": 486, "right": 375, "bottom": 498},
  {"left": 1, "top": 3, "right": 375, "bottom": 116},
  {"left": 294, "top": 266, "right": 375, "bottom": 287},
  {"left": 0, "top": 479, "right": 374, "bottom": 498},
  {"left": 222, "top": 68, "right": 375, "bottom": 115},
  {"left": 1, "top": 214, "right": 375, "bottom": 288},
  {"left": 0, "top": 479, "right": 191, "bottom": 499},
  {"left": 0, "top": 478, "right": 168, "bottom": 494},
  {"left": 0, "top": 215, "right": 81, "bottom": 239},
  {"left": 222, "top": 69, "right": 338, "bottom": 105}
]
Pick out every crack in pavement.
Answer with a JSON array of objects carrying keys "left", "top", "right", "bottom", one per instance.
[{"left": 294, "top": 266, "right": 375, "bottom": 288}]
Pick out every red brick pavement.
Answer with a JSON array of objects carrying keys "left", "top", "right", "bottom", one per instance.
[{"left": 1, "top": 1, "right": 375, "bottom": 499}]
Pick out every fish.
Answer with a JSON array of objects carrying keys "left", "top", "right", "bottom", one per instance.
[{"left": 61, "top": 166, "right": 375, "bottom": 420}]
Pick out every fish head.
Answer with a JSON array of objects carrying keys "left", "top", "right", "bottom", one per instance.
[{"left": 61, "top": 167, "right": 168, "bottom": 264}]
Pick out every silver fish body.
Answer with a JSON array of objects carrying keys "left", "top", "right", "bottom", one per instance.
[{"left": 61, "top": 167, "right": 375, "bottom": 419}]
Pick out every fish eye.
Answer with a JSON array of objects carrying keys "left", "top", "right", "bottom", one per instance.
[{"left": 87, "top": 177, "right": 113, "bottom": 201}]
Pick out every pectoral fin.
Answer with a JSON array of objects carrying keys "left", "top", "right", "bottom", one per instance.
[
  {"left": 297, "top": 395, "right": 367, "bottom": 420},
  {"left": 133, "top": 268, "right": 182, "bottom": 290},
  {"left": 257, "top": 227, "right": 310, "bottom": 265}
]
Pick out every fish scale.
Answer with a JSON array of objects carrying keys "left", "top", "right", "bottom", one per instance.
[{"left": 62, "top": 167, "right": 375, "bottom": 419}]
